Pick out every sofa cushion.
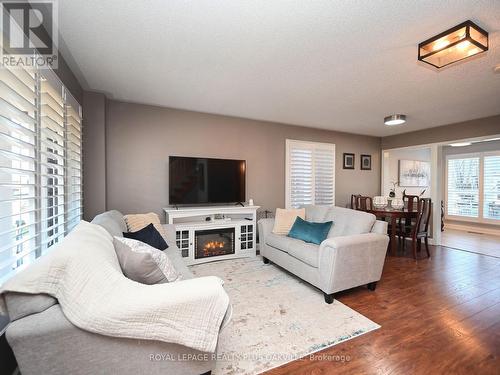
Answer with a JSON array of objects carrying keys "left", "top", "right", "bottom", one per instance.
[
  {"left": 266, "top": 233, "right": 294, "bottom": 253},
  {"left": 167, "top": 248, "right": 195, "bottom": 280},
  {"left": 286, "top": 240, "right": 319, "bottom": 268},
  {"left": 303, "top": 204, "right": 331, "bottom": 222},
  {"left": 91, "top": 210, "right": 127, "bottom": 237},
  {"left": 306, "top": 206, "right": 376, "bottom": 238},
  {"left": 266, "top": 233, "right": 319, "bottom": 268}
]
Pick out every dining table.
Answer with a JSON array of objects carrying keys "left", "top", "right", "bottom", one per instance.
[{"left": 367, "top": 207, "right": 419, "bottom": 255}]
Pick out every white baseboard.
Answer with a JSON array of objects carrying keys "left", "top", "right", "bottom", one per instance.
[{"left": 445, "top": 223, "right": 500, "bottom": 237}]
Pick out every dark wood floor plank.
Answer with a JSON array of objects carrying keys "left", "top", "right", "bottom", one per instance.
[{"left": 266, "top": 245, "right": 500, "bottom": 375}]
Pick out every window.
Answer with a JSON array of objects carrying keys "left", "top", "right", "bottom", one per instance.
[
  {"left": 446, "top": 152, "right": 500, "bottom": 223},
  {"left": 286, "top": 139, "right": 335, "bottom": 209},
  {"left": 0, "top": 67, "right": 82, "bottom": 285},
  {"left": 446, "top": 157, "right": 480, "bottom": 218},
  {"left": 483, "top": 155, "right": 500, "bottom": 220}
]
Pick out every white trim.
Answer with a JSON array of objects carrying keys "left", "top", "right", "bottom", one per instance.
[
  {"left": 446, "top": 152, "right": 481, "bottom": 160},
  {"left": 445, "top": 222, "right": 500, "bottom": 237},
  {"left": 285, "top": 139, "right": 291, "bottom": 209},
  {"left": 430, "top": 144, "right": 442, "bottom": 245}
]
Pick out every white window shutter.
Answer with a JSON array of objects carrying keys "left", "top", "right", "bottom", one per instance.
[
  {"left": 0, "top": 62, "right": 83, "bottom": 285},
  {"left": 446, "top": 157, "right": 480, "bottom": 218},
  {"left": 483, "top": 154, "right": 500, "bottom": 220},
  {"left": 286, "top": 140, "right": 335, "bottom": 209},
  {"left": 64, "top": 91, "right": 83, "bottom": 232},
  {"left": 0, "top": 66, "right": 38, "bottom": 282},
  {"left": 40, "top": 72, "right": 66, "bottom": 251}
]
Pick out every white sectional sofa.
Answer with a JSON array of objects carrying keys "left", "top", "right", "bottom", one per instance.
[{"left": 3, "top": 211, "right": 229, "bottom": 375}]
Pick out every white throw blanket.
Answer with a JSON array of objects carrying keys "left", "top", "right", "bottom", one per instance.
[{"left": 0, "top": 221, "right": 229, "bottom": 353}]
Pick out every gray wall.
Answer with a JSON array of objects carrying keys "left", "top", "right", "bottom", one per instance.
[
  {"left": 381, "top": 115, "right": 500, "bottom": 150},
  {"left": 82, "top": 92, "right": 107, "bottom": 220},
  {"left": 99, "top": 100, "right": 381, "bottom": 220}
]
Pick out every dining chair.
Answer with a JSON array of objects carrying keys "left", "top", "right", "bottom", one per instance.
[
  {"left": 350, "top": 194, "right": 361, "bottom": 209},
  {"left": 403, "top": 193, "right": 420, "bottom": 211},
  {"left": 400, "top": 198, "right": 432, "bottom": 259},
  {"left": 354, "top": 196, "right": 373, "bottom": 211},
  {"left": 401, "top": 192, "right": 419, "bottom": 229}
]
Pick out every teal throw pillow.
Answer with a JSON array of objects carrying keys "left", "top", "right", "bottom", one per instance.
[{"left": 287, "top": 217, "right": 333, "bottom": 245}]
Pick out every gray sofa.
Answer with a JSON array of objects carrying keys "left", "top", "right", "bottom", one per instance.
[
  {"left": 258, "top": 205, "right": 389, "bottom": 304},
  {"left": 4, "top": 210, "right": 224, "bottom": 375}
]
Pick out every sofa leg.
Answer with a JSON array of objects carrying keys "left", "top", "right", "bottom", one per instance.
[
  {"left": 367, "top": 282, "right": 377, "bottom": 291},
  {"left": 324, "top": 293, "right": 335, "bottom": 304},
  {"left": 263, "top": 257, "right": 269, "bottom": 264}
]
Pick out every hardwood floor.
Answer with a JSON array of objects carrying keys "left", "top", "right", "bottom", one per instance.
[
  {"left": 266, "top": 245, "right": 500, "bottom": 375},
  {"left": 442, "top": 229, "right": 500, "bottom": 258}
]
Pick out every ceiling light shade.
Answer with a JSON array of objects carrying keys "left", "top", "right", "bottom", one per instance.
[
  {"left": 418, "top": 20, "right": 488, "bottom": 68},
  {"left": 449, "top": 142, "right": 472, "bottom": 147},
  {"left": 384, "top": 114, "right": 406, "bottom": 126}
]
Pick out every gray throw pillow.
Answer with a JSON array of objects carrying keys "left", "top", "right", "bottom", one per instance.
[{"left": 113, "top": 237, "right": 181, "bottom": 284}]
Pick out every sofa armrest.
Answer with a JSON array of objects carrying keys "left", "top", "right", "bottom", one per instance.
[
  {"left": 318, "top": 233, "right": 389, "bottom": 294},
  {"left": 371, "top": 220, "right": 388, "bottom": 235},
  {"left": 258, "top": 218, "right": 275, "bottom": 244}
]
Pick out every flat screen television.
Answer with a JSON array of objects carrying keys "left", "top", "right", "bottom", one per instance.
[{"left": 169, "top": 156, "right": 246, "bottom": 205}]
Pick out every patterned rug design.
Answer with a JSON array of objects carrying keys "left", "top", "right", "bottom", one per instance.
[{"left": 190, "top": 257, "right": 380, "bottom": 374}]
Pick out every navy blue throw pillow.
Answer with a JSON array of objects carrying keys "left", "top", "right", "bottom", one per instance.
[
  {"left": 123, "top": 223, "right": 168, "bottom": 250},
  {"left": 287, "top": 217, "right": 333, "bottom": 245}
]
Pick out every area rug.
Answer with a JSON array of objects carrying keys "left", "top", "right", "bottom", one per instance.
[{"left": 190, "top": 257, "right": 380, "bottom": 374}]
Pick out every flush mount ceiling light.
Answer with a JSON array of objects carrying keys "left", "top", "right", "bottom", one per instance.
[
  {"left": 418, "top": 20, "right": 488, "bottom": 68},
  {"left": 384, "top": 114, "right": 406, "bottom": 126},
  {"left": 449, "top": 142, "right": 472, "bottom": 147}
]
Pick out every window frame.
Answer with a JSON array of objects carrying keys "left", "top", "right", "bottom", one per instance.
[
  {"left": 285, "top": 139, "right": 336, "bottom": 209},
  {"left": 445, "top": 151, "right": 500, "bottom": 225}
]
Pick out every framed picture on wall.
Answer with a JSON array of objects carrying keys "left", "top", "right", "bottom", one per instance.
[
  {"left": 361, "top": 154, "right": 372, "bottom": 170},
  {"left": 399, "top": 159, "right": 430, "bottom": 187},
  {"left": 343, "top": 153, "right": 355, "bottom": 169}
]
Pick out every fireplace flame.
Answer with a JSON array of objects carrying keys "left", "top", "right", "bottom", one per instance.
[{"left": 204, "top": 241, "right": 225, "bottom": 251}]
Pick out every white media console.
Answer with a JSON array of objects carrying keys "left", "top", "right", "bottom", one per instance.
[{"left": 163, "top": 205, "right": 260, "bottom": 265}]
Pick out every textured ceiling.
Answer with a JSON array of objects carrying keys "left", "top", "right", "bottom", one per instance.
[{"left": 58, "top": 0, "right": 500, "bottom": 136}]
